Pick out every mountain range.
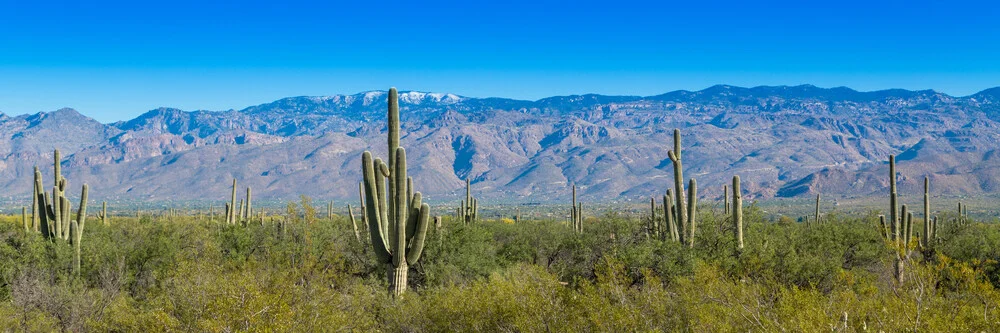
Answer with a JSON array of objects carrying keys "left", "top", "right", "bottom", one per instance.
[{"left": 3, "top": 84, "right": 1000, "bottom": 205}]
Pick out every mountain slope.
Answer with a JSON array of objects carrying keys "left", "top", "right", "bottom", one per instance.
[{"left": 2, "top": 85, "right": 999, "bottom": 204}]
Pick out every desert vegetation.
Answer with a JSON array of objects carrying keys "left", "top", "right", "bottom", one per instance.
[{"left": 1, "top": 88, "right": 999, "bottom": 332}]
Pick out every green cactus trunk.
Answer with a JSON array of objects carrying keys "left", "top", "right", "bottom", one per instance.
[
  {"left": 238, "top": 199, "right": 245, "bottom": 225},
  {"left": 22, "top": 207, "right": 28, "bottom": 233},
  {"left": 879, "top": 215, "right": 888, "bottom": 240},
  {"left": 359, "top": 181, "right": 368, "bottom": 226},
  {"left": 246, "top": 187, "right": 252, "bottom": 221},
  {"left": 733, "top": 176, "right": 743, "bottom": 251},
  {"left": 723, "top": 185, "right": 729, "bottom": 215},
  {"left": 32, "top": 168, "right": 40, "bottom": 233},
  {"left": 229, "top": 179, "right": 237, "bottom": 225},
  {"left": 665, "top": 191, "right": 677, "bottom": 242},
  {"left": 71, "top": 184, "right": 88, "bottom": 274},
  {"left": 668, "top": 129, "right": 687, "bottom": 245},
  {"left": 900, "top": 204, "right": 908, "bottom": 251},
  {"left": 577, "top": 202, "right": 583, "bottom": 233},
  {"left": 71, "top": 220, "right": 81, "bottom": 273},
  {"left": 889, "top": 155, "right": 899, "bottom": 246},
  {"left": 348, "top": 204, "right": 361, "bottom": 242},
  {"left": 923, "top": 177, "right": 930, "bottom": 249},
  {"left": 815, "top": 193, "right": 821, "bottom": 223},
  {"left": 53, "top": 185, "right": 62, "bottom": 240},
  {"left": 102, "top": 202, "right": 108, "bottom": 226},
  {"left": 572, "top": 185, "right": 578, "bottom": 231},
  {"left": 687, "top": 179, "right": 697, "bottom": 248}
]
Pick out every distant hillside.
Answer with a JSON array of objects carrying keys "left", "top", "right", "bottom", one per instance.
[{"left": 2, "top": 84, "right": 999, "bottom": 204}]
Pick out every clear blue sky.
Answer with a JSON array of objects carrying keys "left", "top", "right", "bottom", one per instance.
[{"left": 1, "top": 0, "right": 998, "bottom": 122}]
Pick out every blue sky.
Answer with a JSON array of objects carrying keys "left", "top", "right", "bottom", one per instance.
[{"left": 1, "top": 0, "right": 998, "bottom": 122}]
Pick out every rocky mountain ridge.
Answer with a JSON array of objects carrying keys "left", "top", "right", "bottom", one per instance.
[{"left": 2, "top": 84, "right": 999, "bottom": 204}]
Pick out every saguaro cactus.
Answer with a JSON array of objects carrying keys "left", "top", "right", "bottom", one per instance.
[
  {"left": 229, "top": 179, "right": 237, "bottom": 225},
  {"left": 245, "top": 187, "right": 253, "bottom": 221},
  {"left": 922, "top": 176, "right": 931, "bottom": 249},
  {"left": 733, "top": 176, "right": 743, "bottom": 251},
  {"left": 461, "top": 178, "right": 479, "bottom": 224},
  {"left": 647, "top": 197, "right": 657, "bottom": 238},
  {"left": 72, "top": 184, "right": 89, "bottom": 274},
  {"left": 723, "top": 185, "right": 729, "bottom": 215},
  {"left": 687, "top": 179, "right": 697, "bottom": 248},
  {"left": 814, "top": 193, "right": 821, "bottom": 223},
  {"left": 347, "top": 204, "right": 361, "bottom": 242},
  {"left": 665, "top": 191, "right": 677, "bottom": 242},
  {"left": 32, "top": 168, "right": 40, "bottom": 233},
  {"left": 668, "top": 129, "right": 687, "bottom": 244},
  {"left": 889, "top": 155, "right": 899, "bottom": 247},
  {"left": 361, "top": 88, "right": 432, "bottom": 297},
  {"left": 100, "top": 202, "right": 108, "bottom": 226},
  {"left": 571, "top": 185, "right": 583, "bottom": 233},
  {"left": 878, "top": 215, "right": 888, "bottom": 240}
]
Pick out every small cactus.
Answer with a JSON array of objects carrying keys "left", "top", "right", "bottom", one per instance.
[
  {"left": 348, "top": 204, "right": 361, "bottom": 242},
  {"left": 814, "top": 193, "right": 821, "bottom": 223},
  {"left": 22, "top": 207, "right": 28, "bottom": 233},
  {"left": 461, "top": 179, "right": 479, "bottom": 224}
]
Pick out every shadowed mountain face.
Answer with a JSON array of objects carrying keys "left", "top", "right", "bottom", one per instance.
[{"left": 2, "top": 85, "right": 999, "bottom": 204}]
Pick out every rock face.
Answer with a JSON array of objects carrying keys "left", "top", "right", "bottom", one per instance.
[{"left": 2, "top": 84, "right": 1000, "bottom": 203}]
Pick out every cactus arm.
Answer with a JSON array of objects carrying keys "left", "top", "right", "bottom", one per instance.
[
  {"left": 53, "top": 186, "right": 62, "bottom": 239},
  {"left": 359, "top": 181, "right": 368, "bottom": 225},
  {"left": 53, "top": 149, "right": 61, "bottom": 191},
  {"left": 406, "top": 192, "right": 422, "bottom": 243},
  {"left": 405, "top": 203, "right": 430, "bottom": 266},
  {"left": 375, "top": 158, "right": 389, "bottom": 239},
  {"left": 34, "top": 169, "right": 47, "bottom": 234},
  {"left": 392, "top": 147, "right": 408, "bottom": 268},
  {"left": 348, "top": 204, "right": 361, "bottom": 242},
  {"left": 362, "top": 151, "right": 391, "bottom": 263},
  {"left": 77, "top": 184, "right": 88, "bottom": 233}
]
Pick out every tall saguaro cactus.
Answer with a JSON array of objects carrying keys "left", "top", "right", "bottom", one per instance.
[
  {"left": 28, "top": 149, "right": 90, "bottom": 272},
  {"left": 668, "top": 129, "right": 687, "bottom": 243},
  {"left": 814, "top": 193, "right": 821, "bottom": 223},
  {"left": 733, "top": 176, "right": 743, "bottom": 251},
  {"left": 361, "top": 88, "right": 432, "bottom": 297},
  {"left": 229, "top": 179, "right": 237, "bottom": 225},
  {"left": 648, "top": 197, "right": 658, "bottom": 239},
  {"left": 666, "top": 129, "right": 699, "bottom": 246},
  {"left": 461, "top": 178, "right": 479, "bottom": 224},
  {"left": 922, "top": 176, "right": 931, "bottom": 249},
  {"left": 571, "top": 185, "right": 583, "bottom": 233},
  {"left": 889, "top": 155, "right": 899, "bottom": 247}
]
